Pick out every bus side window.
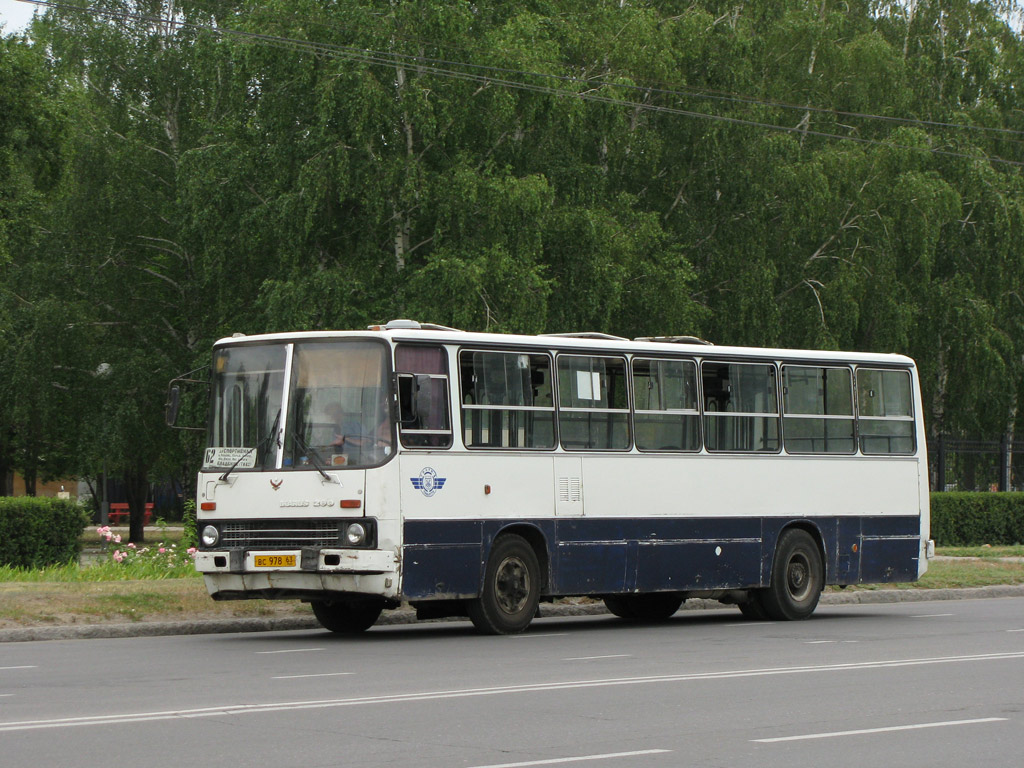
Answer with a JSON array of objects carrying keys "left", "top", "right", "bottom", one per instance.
[
  {"left": 396, "top": 345, "right": 453, "bottom": 449},
  {"left": 632, "top": 358, "right": 700, "bottom": 452},
  {"left": 857, "top": 368, "right": 915, "bottom": 454},
  {"left": 782, "top": 365, "right": 855, "bottom": 454},
  {"left": 459, "top": 350, "right": 555, "bottom": 449},
  {"left": 701, "top": 361, "right": 780, "bottom": 452},
  {"left": 557, "top": 355, "right": 630, "bottom": 451}
]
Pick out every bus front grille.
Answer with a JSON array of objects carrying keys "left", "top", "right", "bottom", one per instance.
[{"left": 220, "top": 520, "right": 341, "bottom": 548}]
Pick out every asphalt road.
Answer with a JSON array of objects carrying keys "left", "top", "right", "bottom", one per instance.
[{"left": 1, "top": 597, "right": 1022, "bottom": 768}]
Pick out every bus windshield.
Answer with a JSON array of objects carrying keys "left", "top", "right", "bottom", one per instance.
[
  {"left": 284, "top": 341, "right": 393, "bottom": 469},
  {"left": 205, "top": 344, "right": 286, "bottom": 471}
]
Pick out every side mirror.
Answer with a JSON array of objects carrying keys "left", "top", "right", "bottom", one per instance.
[
  {"left": 397, "top": 374, "right": 419, "bottom": 425},
  {"left": 165, "top": 365, "right": 210, "bottom": 431},
  {"left": 165, "top": 385, "right": 181, "bottom": 426}
]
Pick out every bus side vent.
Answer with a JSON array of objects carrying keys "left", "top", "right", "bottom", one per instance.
[
  {"left": 634, "top": 335, "right": 713, "bottom": 345},
  {"left": 541, "top": 331, "right": 629, "bottom": 341},
  {"left": 369, "top": 319, "right": 464, "bottom": 333},
  {"left": 558, "top": 477, "right": 583, "bottom": 503}
]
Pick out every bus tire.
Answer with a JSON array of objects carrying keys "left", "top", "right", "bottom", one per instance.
[
  {"left": 311, "top": 599, "right": 383, "bottom": 634},
  {"left": 760, "top": 529, "right": 823, "bottom": 621},
  {"left": 737, "top": 596, "right": 769, "bottom": 620},
  {"left": 603, "top": 593, "right": 684, "bottom": 621},
  {"left": 468, "top": 534, "right": 541, "bottom": 635}
]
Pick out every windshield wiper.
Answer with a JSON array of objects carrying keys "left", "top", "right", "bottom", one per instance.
[
  {"left": 219, "top": 409, "right": 281, "bottom": 482},
  {"left": 291, "top": 431, "right": 333, "bottom": 483}
]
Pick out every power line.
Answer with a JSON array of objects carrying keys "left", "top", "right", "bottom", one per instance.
[
  {"left": 254, "top": 7, "right": 1024, "bottom": 142},
  {"left": 24, "top": 0, "right": 1024, "bottom": 168},
  {"left": 194, "top": 1, "right": 1024, "bottom": 142}
]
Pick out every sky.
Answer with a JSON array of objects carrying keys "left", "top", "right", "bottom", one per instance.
[{"left": 0, "top": 0, "right": 39, "bottom": 34}]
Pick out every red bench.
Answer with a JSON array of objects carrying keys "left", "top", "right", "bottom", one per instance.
[{"left": 108, "top": 503, "right": 154, "bottom": 526}]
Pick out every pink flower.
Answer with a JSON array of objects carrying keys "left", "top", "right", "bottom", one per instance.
[
  {"left": 113, "top": 550, "right": 124, "bottom": 563},
  {"left": 128, "top": 543, "right": 136, "bottom": 549},
  {"left": 158, "top": 547, "right": 166, "bottom": 554},
  {"left": 113, "top": 534, "right": 122, "bottom": 544}
]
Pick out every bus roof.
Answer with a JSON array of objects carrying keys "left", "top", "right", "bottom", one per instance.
[{"left": 214, "top": 321, "right": 916, "bottom": 367}]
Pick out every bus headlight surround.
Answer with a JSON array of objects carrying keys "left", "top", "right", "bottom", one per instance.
[
  {"left": 201, "top": 525, "right": 220, "bottom": 547},
  {"left": 345, "top": 523, "right": 367, "bottom": 546}
]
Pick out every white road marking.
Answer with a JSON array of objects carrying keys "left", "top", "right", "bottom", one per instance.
[
  {"left": 753, "top": 717, "right": 1007, "bottom": 743},
  {"left": 467, "top": 749, "right": 671, "bottom": 768},
  {"left": 272, "top": 672, "right": 354, "bottom": 680},
  {"left": 911, "top": 613, "right": 954, "bottom": 618},
  {"left": 514, "top": 634, "right": 569, "bottom": 639},
  {"left": 254, "top": 648, "right": 324, "bottom": 655},
  {"left": 1008, "top": 629, "right": 1024, "bottom": 633},
  {"left": 804, "top": 640, "right": 859, "bottom": 645},
  {"left": 0, "top": 667, "right": 36, "bottom": 671},
  {"left": 563, "top": 655, "right": 632, "bottom": 662},
  {"left": 2, "top": 651, "right": 1022, "bottom": 733}
]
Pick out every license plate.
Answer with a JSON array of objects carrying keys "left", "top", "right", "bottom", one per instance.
[{"left": 253, "top": 554, "right": 296, "bottom": 568}]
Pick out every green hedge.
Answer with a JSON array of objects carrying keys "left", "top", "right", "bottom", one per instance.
[
  {"left": 931, "top": 492, "right": 1024, "bottom": 546},
  {"left": 0, "top": 497, "right": 88, "bottom": 568}
]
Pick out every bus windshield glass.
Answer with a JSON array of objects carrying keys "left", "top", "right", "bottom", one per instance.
[
  {"left": 205, "top": 344, "right": 287, "bottom": 471},
  {"left": 284, "top": 341, "right": 393, "bottom": 469}
]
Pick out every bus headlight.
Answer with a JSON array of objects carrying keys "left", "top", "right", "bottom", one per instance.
[
  {"left": 201, "top": 525, "right": 220, "bottom": 547},
  {"left": 345, "top": 523, "right": 367, "bottom": 546}
]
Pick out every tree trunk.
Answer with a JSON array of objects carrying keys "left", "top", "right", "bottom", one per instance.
[
  {"left": 393, "top": 61, "right": 414, "bottom": 275},
  {"left": 23, "top": 469, "right": 37, "bottom": 496},
  {"left": 0, "top": 449, "right": 12, "bottom": 495},
  {"left": 124, "top": 465, "right": 151, "bottom": 544},
  {"left": 1006, "top": 397, "right": 1018, "bottom": 491}
]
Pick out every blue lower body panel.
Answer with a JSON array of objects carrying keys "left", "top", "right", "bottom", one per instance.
[{"left": 401, "top": 516, "right": 921, "bottom": 600}]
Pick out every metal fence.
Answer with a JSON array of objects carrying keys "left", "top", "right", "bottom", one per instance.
[{"left": 929, "top": 435, "right": 1024, "bottom": 492}]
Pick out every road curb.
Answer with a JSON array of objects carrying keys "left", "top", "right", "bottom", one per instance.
[{"left": 3, "top": 584, "right": 1023, "bottom": 643}]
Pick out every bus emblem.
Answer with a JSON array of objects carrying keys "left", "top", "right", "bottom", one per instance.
[{"left": 411, "top": 467, "right": 446, "bottom": 498}]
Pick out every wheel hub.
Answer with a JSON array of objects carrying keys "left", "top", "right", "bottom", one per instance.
[
  {"left": 494, "top": 556, "right": 530, "bottom": 614},
  {"left": 787, "top": 555, "right": 811, "bottom": 600}
]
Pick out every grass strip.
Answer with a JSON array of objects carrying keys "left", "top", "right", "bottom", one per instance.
[
  {"left": 0, "top": 557, "right": 1021, "bottom": 629},
  {"left": 0, "top": 580, "right": 310, "bottom": 628}
]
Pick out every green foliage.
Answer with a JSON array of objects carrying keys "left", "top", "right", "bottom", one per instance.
[
  {"left": 0, "top": 554, "right": 200, "bottom": 582},
  {"left": 93, "top": 522, "right": 199, "bottom": 578},
  {"left": 0, "top": 497, "right": 88, "bottom": 568},
  {"left": 1, "top": 0, "right": 1023, "bottom": 505},
  {"left": 930, "top": 492, "right": 1024, "bottom": 546}
]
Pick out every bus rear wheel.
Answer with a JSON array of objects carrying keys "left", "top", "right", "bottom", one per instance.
[
  {"left": 311, "top": 599, "right": 383, "bottom": 634},
  {"left": 603, "top": 593, "right": 684, "bottom": 621},
  {"left": 760, "top": 529, "right": 823, "bottom": 621},
  {"left": 467, "top": 534, "right": 541, "bottom": 635},
  {"left": 737, "top": 596, "right": 769, "bottom": 620}
]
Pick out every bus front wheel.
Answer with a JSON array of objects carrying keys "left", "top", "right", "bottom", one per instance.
[
  {"left": 760, "top": 529, "right": 823, "bottom": 621},
  {"left": 468, "top": 534, "right": 541, "bottom": 635},
  {"left": 311, "top": 599, "right": 383, "bottom": 634}
]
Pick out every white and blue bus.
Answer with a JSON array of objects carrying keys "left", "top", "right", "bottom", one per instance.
[{"left": 191, "top": 320, "right": 932, "bottom": 634}]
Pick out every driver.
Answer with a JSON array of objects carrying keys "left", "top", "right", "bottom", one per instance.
[
  {"left": 326, "top": 397, "right": 392, "bottom": 459},
  {"left": 325, "top": 402, "right": 361, "bottom": 449}
]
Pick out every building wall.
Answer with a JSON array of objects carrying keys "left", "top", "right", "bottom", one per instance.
[{"left": 11, "top": 474, "right": 78, "bottom": 499}]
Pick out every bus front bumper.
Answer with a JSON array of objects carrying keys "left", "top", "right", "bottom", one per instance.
[
  {"left": 195, "top": 548, "right": 400, "bottom": 602},
  {"left": 194, "top": 547, "right": 397, "bottom": 574}
]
